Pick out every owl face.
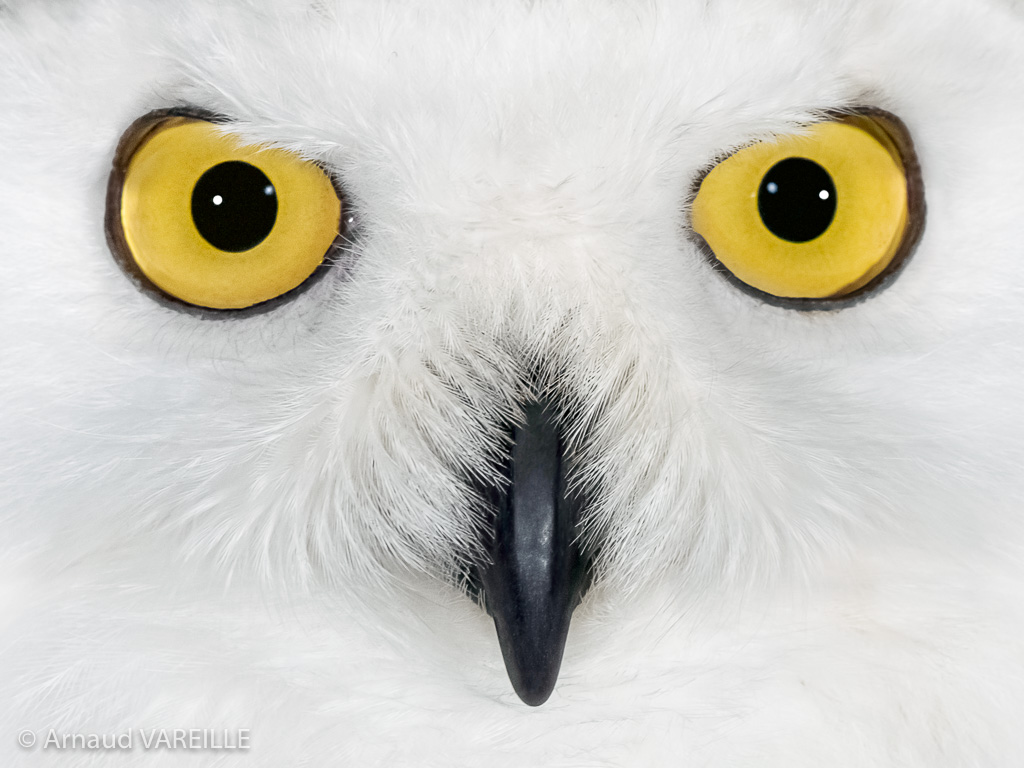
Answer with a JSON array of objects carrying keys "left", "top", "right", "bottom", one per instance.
[{"left": 2, "top": 0, "right": 1023, "bottom": 709}]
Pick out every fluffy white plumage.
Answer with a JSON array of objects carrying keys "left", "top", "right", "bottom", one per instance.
[{"left": 2, "top": 0, "right": 1024, "bottom": 764}]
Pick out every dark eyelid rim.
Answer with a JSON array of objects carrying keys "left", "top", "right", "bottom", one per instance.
[
  {"left": 104, "top": 106, "right": 352, "bottom": 319},
  {"left": 686, "top": 106, "right": 926, "bottom": 311}
]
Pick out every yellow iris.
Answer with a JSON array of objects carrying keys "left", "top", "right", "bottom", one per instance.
[
  {"left": 112, "top": 115, "right": 342, "bottom": 310},
  {"left": 691, "top": 116, "right": 913, "bottom": 300}
]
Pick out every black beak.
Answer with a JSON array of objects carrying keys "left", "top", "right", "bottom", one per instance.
[{"left": 472, "top": 400, "right": 591, "bottom": 706}]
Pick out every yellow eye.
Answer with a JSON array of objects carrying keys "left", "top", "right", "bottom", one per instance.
[
  {"left": 106, "top": 111, "right": 343, "bottom": 310},
  {"left": 691, "top": 112, "right": 924, "bottom": 303}
]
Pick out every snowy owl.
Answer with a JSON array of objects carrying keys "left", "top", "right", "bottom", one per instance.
[{"left": 2, "top": 0, "right": 1024, "bottom": 765}]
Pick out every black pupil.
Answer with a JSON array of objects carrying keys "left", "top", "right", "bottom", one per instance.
[
  {"left": 757, "top": 157, "right": 837, "bottom": 243},
  {"left": 191, "top": 161, "right": 278, "bottom": 252}
]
